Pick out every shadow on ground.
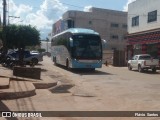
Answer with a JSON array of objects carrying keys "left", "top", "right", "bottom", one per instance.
[
  {"left": 54, "top": 64, "right": 113, "bottom": 75},
  {"left": 0, "top": 101, "right": 18, "bottom": 120},
  {"left": 131, "top": 69, "right": 160, "bottom": 75}
]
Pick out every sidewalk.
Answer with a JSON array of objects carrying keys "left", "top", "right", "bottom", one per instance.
[
  {"left": 0, "top": 65, "right": 12, "bottom": 78},
  {"left": 0, "top": 65, "right": 58, "bottom": 100}
]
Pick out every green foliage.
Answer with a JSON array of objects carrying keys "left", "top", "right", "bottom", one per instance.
[
  {"left": 0, "top": 29, "right": 2, "bottom": 38},
  {"left": 0, "top": 28, "right": 3, "bottom": 39},
  {"left": 37, "top": 48, "right": 46, "bottom": 53},
  {"left": 3, "top": 24, "right": 40, "bottom": 49}
]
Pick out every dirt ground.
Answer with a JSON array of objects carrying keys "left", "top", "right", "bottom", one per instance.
[{"left": 1, "top": 56, "right": 160, "bottom": 120}]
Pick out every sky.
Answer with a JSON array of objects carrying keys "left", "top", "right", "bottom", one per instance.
[{"left": 0, "top": 0, "right": 136, "bottom": 40}]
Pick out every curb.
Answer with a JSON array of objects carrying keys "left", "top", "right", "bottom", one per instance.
[
  {"left": 0, "top": 80, "right": 36, "bottom": 100},
  {"left": 0, "top": 89, "right": 36, "bottom": 100},
  {"left": 0, "top": 77, "right": 59, "bottom": 100},
  {"left": 33, "top": 82, "right": 57, "bottom": 89},
  {"left": 0, "top": 78, "right": 10, "bottom": 89}
]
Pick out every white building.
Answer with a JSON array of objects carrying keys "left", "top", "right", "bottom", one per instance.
[
  {"left": 41, "top": 41, "right": 51, "bottom": 53},
  {"left": 127, "top": 0, "right": 160, "bottom": 59}
]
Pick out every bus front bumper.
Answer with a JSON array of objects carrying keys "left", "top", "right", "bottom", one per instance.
[{"left": 71, "top": 59, "right": 102, "bottom": 68}]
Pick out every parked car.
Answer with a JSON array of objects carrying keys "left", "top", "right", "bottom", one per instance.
[
  {"left": 128, "top": 54, "right": 159, "bottom": 72},
  {"left": 30, "top": 50, "right": 40, "bottom": 54},
  {"left": 7, "top": 50, "right": 43, "bottom": 65}
]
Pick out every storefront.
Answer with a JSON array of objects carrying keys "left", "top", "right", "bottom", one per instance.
[{"left": 127, "top": 29, "right": 160, "bottom": 60}]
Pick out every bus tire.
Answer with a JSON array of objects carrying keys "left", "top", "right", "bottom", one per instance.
[
  {"left": 105, "top": 61, "right": 108, "bottom": 66},
  {"left": 52, "top": 57, "right": 55, "bottom": 62},
  {"left": 66, "top": 59, "right": 70, "bottom": 69},
  {"left": 54, "top": 57, "right": 57, "bottom": 65}
]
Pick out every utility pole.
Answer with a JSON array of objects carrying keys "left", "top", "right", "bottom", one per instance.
[
  {"left": 8, "top": 0, "right": 9, "bottom": 25},
  {"left": 46, "top": 37, "right": 49, "bottom": 52},
  {"left": 2, "top": 0, "right": 7, "bottom": 55},
  {"left": 3, "top": 0, "right": 7, "bottom": 27}
]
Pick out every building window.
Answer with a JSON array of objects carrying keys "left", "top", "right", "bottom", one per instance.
[
  {"left": 89, "top": 21, "right": 92, "bottom": 25},
  {"left": 122, "top": 24, "right": 127, "bottom": 29},
  {"left": 67, "top": 20, "right": 74, "bottom": 28},
  {"left": 110, "top": 35, "right": 119, "bottom": 39},
  {"left": 112, "top": 48, "right": 117, "bottom": 50},
  {"left": 132, "top": 16, "right": 139, "bottom": 26},
  {"left": 148, "top": 10, "right": 157, "bottom": 23},
  {"left": 111, "top": 23, "right": 119, "bottom": 28}
]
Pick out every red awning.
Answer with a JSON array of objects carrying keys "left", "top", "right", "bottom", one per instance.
[{"left": 127, "top": 31, "right": 160, "bottom": 45}]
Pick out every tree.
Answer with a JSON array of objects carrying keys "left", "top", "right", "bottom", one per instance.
[
  {"left": 2, "top": 24, "right": 40, "bottom": 66},
  {"left": 37, "top": 48, "right": 46, "bottom": 53},
  {"left": 3, "top": 24, "right": 40, "bottom": 49}
]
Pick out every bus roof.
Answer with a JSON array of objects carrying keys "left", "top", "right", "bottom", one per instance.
[
  {"left": 53, "top": 28, "right": 99, "bottom": 38},
  {"left": 67, "top": 28, "right": 99, "bottom": 35}
]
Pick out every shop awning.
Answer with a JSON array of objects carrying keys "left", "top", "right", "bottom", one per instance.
[{"left": 127, "top": 30, "right": 160, "bottom": 45}]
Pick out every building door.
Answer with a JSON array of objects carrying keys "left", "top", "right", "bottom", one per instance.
[{"left": 147, "top": 43, "right": 158, "bottom": 58}]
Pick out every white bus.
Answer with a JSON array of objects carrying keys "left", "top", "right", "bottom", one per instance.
[{"left": 51, "top": 28, "right": 103, "bottom": 70}]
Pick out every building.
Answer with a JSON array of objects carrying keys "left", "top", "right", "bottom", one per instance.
[
  {"left": 52, "top": 7, "right": 128, "bottom": 66},
  {"left": 127, "top": 0, "right": 160, "bottom": 60},
  {"left": 41, "top": 41, "right": 51, "bottom": 53},
  {"left": 52, "top": 19, "right": 65, "bottom": 35},
  {"left": 0, "top": 15, "right": 3, "bottom": 48}
]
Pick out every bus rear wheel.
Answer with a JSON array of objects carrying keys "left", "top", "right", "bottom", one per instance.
[
  {"left": 66, "top": 59, "right": 70, "bottom": 70},
  {"left": 53, "top": 57, "right": 57, "bottom": 65}
]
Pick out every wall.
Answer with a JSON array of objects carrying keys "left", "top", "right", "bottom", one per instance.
[{"left": 128, "top": 0, "right": 160, "bottom": 34}]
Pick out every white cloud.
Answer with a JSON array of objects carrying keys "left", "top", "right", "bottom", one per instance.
[
  {"left": 40, "top": 0, "right": 68, "bottom": 20},
  {"left": 0, "top": 0, "right": 68, "bottom": 39},
  {"left": 123, "top": 0, "right": 136, "bottom": 11},
  {"left": 10, "top": 1, "right": 33, "bottom": 17},
  {"left": 83, "top": 5, "right": 92, "bottom": 12}
]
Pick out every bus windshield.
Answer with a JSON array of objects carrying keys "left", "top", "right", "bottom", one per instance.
[{"left": 72, "top": 34, "right": 102, "bottom": 59}]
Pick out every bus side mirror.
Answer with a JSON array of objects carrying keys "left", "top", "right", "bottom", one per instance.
[
  {"left": 102, "top": 39, "right": 107, "bottom": 49},
  {"left": 69, "top": 38, "right": 73, "bottom": 47}
]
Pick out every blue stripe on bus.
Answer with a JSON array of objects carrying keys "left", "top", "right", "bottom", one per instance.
[{"left": 71, "top": 60, "right": 102, "bottom": 68}]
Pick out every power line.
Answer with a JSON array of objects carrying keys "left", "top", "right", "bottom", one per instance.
[
  {"left": 9, "top": 0, "right": 84, "bottom": 10},
  {"left": 62, "top": 2, "right": 84, "bottom": 9}
]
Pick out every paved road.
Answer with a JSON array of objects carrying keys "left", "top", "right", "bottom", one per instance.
[{"left": 1, "top": 56, "right": 160, "bottom": 120}]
